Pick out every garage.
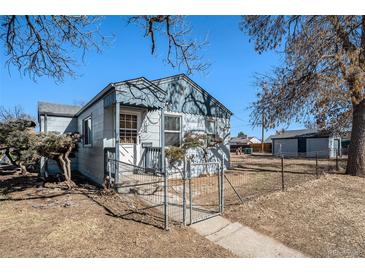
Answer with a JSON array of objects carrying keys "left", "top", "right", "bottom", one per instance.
[
  {"left": 306, "top": 138, "right": 330, "bottom": 158},
  {"left": 267, "top": 129, "right": 342, "bottom": 158},
  {"left": 273, "top": 138, "right": 298, "bottom": 156}
]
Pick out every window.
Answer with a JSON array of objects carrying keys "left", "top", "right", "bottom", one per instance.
[
  {"left": 83, "top": 116, "right": 92, "bottom": 146},
  {"left": 206, "top": 119, "right": 216, "bottom": 145},
  {"left": 120, "top": 113, "right": 138, "bottom": 143},
  {"left": 164, "top": 115, "right": 181, "bottom": 147}
]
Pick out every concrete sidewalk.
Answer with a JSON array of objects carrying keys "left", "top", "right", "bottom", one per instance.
[{"left": 191, "top": 216, "right": 306, "bottom": 258}]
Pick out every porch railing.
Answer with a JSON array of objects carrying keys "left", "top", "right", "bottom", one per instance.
[{"left": 144, "top": 147, "right": 162, "bottom": 172}]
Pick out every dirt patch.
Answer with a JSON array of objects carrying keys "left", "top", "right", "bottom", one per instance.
[
  {"left": 224, "top": 174, "right": 365, "bottom": 257},
  {"left": 0, "top": 172, "right": 234, "bottom": 258}
]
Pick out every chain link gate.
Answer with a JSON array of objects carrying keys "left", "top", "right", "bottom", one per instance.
[
  {"left": 185, "top": 161, "right": 224, "bottom": 225},
  {"left": 108, "top": 158, "right": 224, "bottom": 230}
]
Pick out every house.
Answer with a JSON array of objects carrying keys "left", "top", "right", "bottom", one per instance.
[
  {"left": 38, "top": 74, "right": 232, "bottom": 185},
  {"left": 229, "top": 136, "right": 261, "bottom": 152},
  {"left": 248, "top": 136, "right": 261, "bottom": 144},
  {"left": 38, "top": 102, "right": 81, "bottom": 175},
  {"left": 266, "top": 129, "right": 341, "bottom": 158}
]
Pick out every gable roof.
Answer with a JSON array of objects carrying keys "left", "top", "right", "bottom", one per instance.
[
  {"left": 38, "top": 101, "right": 81, "bottom": 117},
  {"left": 38, "top": 74, "right": 233, "bottom": 119},
  {"left": 75, "top": 76, "right": 166, "bottom": 116},
  {"left": 265, "top": 129, "right": 330, "bottom": 142},
  {"left": 152, "top": 74, "right": 233, "bottom": 116},
  {"left": 114, "top": 77, "right": 167, "bottom": 109},
  {"left": 229, "top": 136, "right": 261, "bottom": 145},
  {"left": 229, "top": 137, "right": 250, "bottom": 145}
]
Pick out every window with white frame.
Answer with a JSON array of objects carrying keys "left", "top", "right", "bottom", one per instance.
[
  {"left": 83, "top": 116, "right": 92, "bottom": 146},
  {"left": 206, "top": 119, "right": 217, "bottom": 145},
  {"left": 120, "top": 113, "right": 138, "bottom": 144},
  {"left": 164, "top": 115, "right": 181, "bottom": 147}
]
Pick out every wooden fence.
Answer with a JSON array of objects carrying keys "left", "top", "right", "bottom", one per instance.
[{"left": 250, "top": 143, "right": 272, "bottom": 153}]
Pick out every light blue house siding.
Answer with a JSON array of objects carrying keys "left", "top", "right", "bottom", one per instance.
[{"left": 153, "top": 75, "right": 231, "bottom": 119}]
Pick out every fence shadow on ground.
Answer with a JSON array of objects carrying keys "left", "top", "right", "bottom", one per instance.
[{"left": 224, "top": 153, "right": 349, "bottom": 208}]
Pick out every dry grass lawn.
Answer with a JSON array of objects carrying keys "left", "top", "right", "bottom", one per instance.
[
  {"left": 190, "top": 154, "right": 365, "bottom": 257},
  {"left": 0, "top": 170, "right": 233, "bottom": 258},
  {"left": 1, "top": 154, "right": 363, "bottom": 258},
  {"left": 224, "top": 173, "right": 365, "bottom": 257}
]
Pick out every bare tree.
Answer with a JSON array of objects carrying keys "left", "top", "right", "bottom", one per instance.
[
  {"left": 0, "top": 105, "right": 33, "bottom": 122},
  {"left": 128, "top": 16, "right": 209, "bottom": 74},
  {"left": 1, "top": 16, "right": 208, "bottom": 82},
  {"left": 241, "top": 16, "right": 365, "bottom": 177},
  {"left": 1, "top": 15, "right": 107, "bottom": 82}
]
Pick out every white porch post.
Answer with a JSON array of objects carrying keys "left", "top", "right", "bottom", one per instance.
[{"left": 115, "top": 101, "right": 120, "bottom": 184}]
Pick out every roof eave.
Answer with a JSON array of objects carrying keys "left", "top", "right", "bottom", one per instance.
[{"left": 75, "top": 83, "right": 115, "bottom": 116}]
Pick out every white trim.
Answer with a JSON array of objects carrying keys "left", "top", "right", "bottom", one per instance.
[
  {"left": 120, "top": 109, "right": 141, "bottom": 145},
  {"left": 164, "top": 113, "right": 182, "bottom": 147},
  {"left": 82, "top": 115, "right": 92, "bottom": 147}
]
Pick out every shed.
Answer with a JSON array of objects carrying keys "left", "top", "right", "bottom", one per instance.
[{"left": 267, "top": 129, "right": 341, "bottom": 158}]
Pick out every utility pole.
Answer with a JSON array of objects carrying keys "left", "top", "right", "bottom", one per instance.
[{"left": 261, "top": 112, "right": 265, "bottom": 153}]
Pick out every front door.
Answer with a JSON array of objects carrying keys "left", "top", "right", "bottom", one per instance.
[{"left": 120, "top": 112, "right": 139, "bottom": 165}]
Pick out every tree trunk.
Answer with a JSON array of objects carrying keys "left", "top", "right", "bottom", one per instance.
[
  {"left": 5, "top": 148, "right": 17, "bottom": 166},
  {"left": 58, "top": 154, "right": 72, "bottom": 189},
  {"left": 64, "top": 148, "right": 73, "bottom": 183},
  {"left": 19, "top": 161, "right": 28, "bottom": 176},
  {"left": 346, "top": 99, "right": 365, "bottom": 177},
  {"left": 62, "top": 152, "right": 76, "bottom": 189}
]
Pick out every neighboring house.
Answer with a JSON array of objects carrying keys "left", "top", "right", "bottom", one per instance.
[
  {"left": 248, "top": 136, "right": 261, "bottom": 144},
  {"left": 38, "top": 102, "right": 81, "bottom": 175},
  {"left": 229, "top": 136, "right": 261, "bottom": 152},
  {"left": 38, "top": 74, "right": 232, "bottom": 185},
  {"left": 266, "top": 129, "right": 341, "bottom": 158}
]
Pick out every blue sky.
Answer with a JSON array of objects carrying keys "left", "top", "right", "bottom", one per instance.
[{"left": 0, "top": 16, "right": 300, "bottom": 139}]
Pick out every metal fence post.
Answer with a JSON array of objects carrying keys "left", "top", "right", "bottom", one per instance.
[
  {"left": 182, "top": 157, "right": 187, "bottom": 226},
  {"left": 114, "top": 159, "right": 118, "bottom": 186},
  {"left": 218, "top": 163, "right": 221, "bottom": 214},
  {"left": 281, "top": 155, "right": 285, "bottom": 191},
  {"left": 108, "top": 160, "right": 112, "bottom": 188},
  {"left": 316, "top": 152, "right": 319, "bottom": 179},
  {"left": 220, "top": 153, "right": 225, "bottom": 214},
  {"left": 164, "top": 158, "right": 169, "bottom": 230},
  {"left": 188, "top": 160, "right": 193, "bottom": 225}
]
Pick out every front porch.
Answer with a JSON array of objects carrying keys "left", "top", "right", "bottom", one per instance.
[{"left": 103, "top": 77, "right": 167, "bottom": 178}]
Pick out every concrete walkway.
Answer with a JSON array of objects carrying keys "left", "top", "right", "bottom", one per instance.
[{"left": 191, "top": 216, "right": 306, "bottom": 258}]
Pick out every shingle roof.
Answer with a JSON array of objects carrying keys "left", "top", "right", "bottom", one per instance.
[
  {"left": 38, "top": 101, "right": 81, "bottom": 117},
  {"left": 229, "top": 137, "right": 250, "bottom": 145},
  {"left": 265, "top": 129, "right": 324, "bottom": 143}
]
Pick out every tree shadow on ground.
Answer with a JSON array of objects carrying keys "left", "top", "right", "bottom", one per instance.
[
  {"left": 1, "top": 170, "right": 167, "bottom": 229},
  {"left": 60, "top": 172, "right": 167, "bottom": 229}
]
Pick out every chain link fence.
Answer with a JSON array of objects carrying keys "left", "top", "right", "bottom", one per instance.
[
  {"left": 107, "top": 158, "right": 224, "bottom": 230},
  {"left": 106, "top": 149, "right": 347, "bottom": 230},
  {"left": 225, "top": 149, "right": 348, "bottom": 205}
]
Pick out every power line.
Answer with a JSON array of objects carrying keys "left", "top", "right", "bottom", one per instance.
[{"left": 232, "top": 114, "right": 250, "bottom": 124}]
